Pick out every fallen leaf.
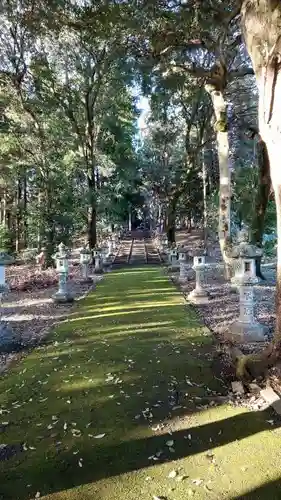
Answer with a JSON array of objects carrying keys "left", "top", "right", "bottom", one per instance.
[
  {"left": 192, "top": 479, "right": 203, "bottom": 486},
  {"left": 78, "top": 458, "right": 83, "bottom": 467},
  {"left": 94, "top": 433, "right": 106, "bottom": 439},
  {"left": 168, "top": 470, "right": 177, "bottom": 478}
]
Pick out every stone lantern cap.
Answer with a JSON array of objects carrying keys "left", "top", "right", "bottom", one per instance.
[
  {"left": 225, "top": 229, "right": 263, "bottom": 260},
  {"left": 80, "top": 245, "right": 91, "bottom": 254}
]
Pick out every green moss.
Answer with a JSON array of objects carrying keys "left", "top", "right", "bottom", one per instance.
[
  {"left": 0, "top": 267, "right": 280, "bottom": 499},
  {"left": 214, "top": 119, "right": 228, "bottom": 132}
]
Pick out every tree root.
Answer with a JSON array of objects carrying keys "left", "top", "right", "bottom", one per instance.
[{"left": 227, "top": 344, "right": 277, "bottom": 382}]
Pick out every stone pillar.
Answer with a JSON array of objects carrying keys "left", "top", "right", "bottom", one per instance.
[
  {"left": 94, "top": 251, "right": 103, "bottom": 274},
  {"left": 178, "top": 249, "right": 189, "bottom": 282},
  {"left": 52, "top": 243, "right": 73, "bottom": 303},
  {"left": 80, "top": 246, "right": 92, "bottom": 284},
  {"left": 108, "top": 239, "right": 113, "bottom": 255},
  {"left": 169, "top": 248, "right": 178, "bottom": 269},
  {"left": 36, "top": 248, "right": 46, "bottom": 271},
  {"left": 0, "top": 254, "right": 19, "bottom": 352},
  {"left": 229, "top": 258, "right": 265, "bottom": 342},
  {"left": 188, "top": 255, "right": 210, "bottom": 304}
]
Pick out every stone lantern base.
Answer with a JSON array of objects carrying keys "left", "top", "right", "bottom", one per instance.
[
  {"left": 187, "top": 288, "right": 210, "bottom": 305},
  {"left": 80, "top": 277, "right": 93, "bottom": 285},
  {"left": 52, "top": 291, "right": 74, "bottom": 304},
  {"left": 94, "top": 266, "right": 104, "bottom": 274},
  {"left": 228, "top": 320, "right": 266, "bottom": 343}
]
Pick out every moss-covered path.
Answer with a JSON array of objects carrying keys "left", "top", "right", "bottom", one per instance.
[{"left": 1, "top": 267, "right": 281, "bottom": 500}]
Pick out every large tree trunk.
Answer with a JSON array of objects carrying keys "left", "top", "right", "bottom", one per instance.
[
  {"left": 87, "top": 174, "right": 97, "bottom": 250},
  {"left": 23, "top": 170, "right": 28, "bottom": 248},
  {"left": 202, "top": 154, "right": 208, "bottom": 248},
  {"left": 206, "top": 84, "right": 231, "bottom": 258},
  {"left": 15, "top": 172, "right": 22, "bottom": 253},
  {"left": 251, "top": 135, "right": 272, "bottom": 279},
  {"left": 239, "top": 0, "right": 281, "bottom": 373},
  {"left": 251, "top": 136, "right": 271, "bottom": 248},
  {"left": 166, "top": 199, "right": 177, "bottom": 244}
]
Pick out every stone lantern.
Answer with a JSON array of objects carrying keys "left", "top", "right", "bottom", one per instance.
[
  {"left": 169, "top": 246, "right": 178, "bottom": 269},
  {"left": 178, "top": 247, "right": 189, "bottom": 282},
  {"left": 94, "top": 248, "right": 103, "bottom": 274},
  {"left": 107, "top": 238, "right": 113, "bottom": 256},
  {"left": 188, "top": 253, "right": 210, "bottom": 304},
  {"left": 228, "top": 242, "right": 266, "bottom": 342},
  {"left": 112, "top": 235, "right": 118, "bottom": 252},
  {"left": 79, "top": 246, "right": 92, "bottom": 283},
  {"left": 52, "top": 242, "right": 73, "bottom": 303},
  {"left": 36, "top": 247, "right": 46, "bottom": 271},
  {"left": 0, "top": 252, "right": 18, "bottom": 352},
  {"left": 0, "top": 254, "right": 8, "bottom": 296},
  {"left": 159, "top": 234, "right": 168, "bottom": 254}
]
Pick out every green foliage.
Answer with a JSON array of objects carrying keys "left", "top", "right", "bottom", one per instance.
[
  {"left": 263, "top": 238, "right": 277, "bottom": 257},
  {"left": 0, "top": 224, "right": 12, "bottom": 253}
]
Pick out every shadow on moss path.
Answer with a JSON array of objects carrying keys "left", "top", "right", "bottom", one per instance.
[{"left": 0, "top": 267, "right": 281, "bottom": 500}]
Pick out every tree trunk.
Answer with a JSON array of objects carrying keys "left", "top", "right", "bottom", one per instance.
[
  {"left": 202, "top": 156, "right": 208, "bottom": 248},
  {"left": 45, "top": 187, "right": 55, "bottom": 267},
  {"left": 88, "top": 204, "right": 97, "bottom": 249},
  {"left": 166, "top": 200, "right": 177, "bottom": 244},
  {"left": 87, "top": 174, "right": 97, "bottom": 250},
  {"left": 251, "top": 136, "right": 271, "bottom": 279},
  {"left": 239, "top": 0, "right": 281, "bottom": 372},
  {"left": 15, "top": 173, "right": 22, "bottom": 253},
  {"left": 167, "top": 224, "right": 176, "bottom": 244},
  {"left": 206, "top": 85, "right": 231, "bottom": 258},
  {"left": 23, "top": 170, "right": 28, "bottom": 248},
  {"left": 251, "top": 136, "right": 271, "bottom": 247}
]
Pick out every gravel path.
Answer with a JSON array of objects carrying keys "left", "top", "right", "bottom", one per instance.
[
  {"left": 172, "top": 231, "right": 276, "bottom": 352},
  {"left": 0, "top": 260, "right": 104, "bottom": 374}
]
